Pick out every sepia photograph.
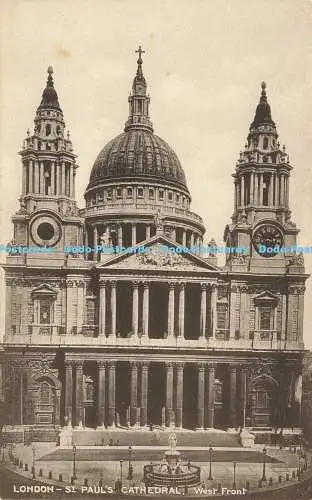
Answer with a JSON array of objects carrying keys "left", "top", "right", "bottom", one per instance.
[{"left": 0, "top": 0, "right": 312, "bottom": 499}]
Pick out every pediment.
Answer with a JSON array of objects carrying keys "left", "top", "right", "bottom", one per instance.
[
  {"left": 253, "top": 290, "right": 279, "bottom": 304},
  {"left": 97, "top": 235, "right": 219, "bottom": 272},
  {"left": 31, "top": 283, "right": 57, "bottom": 297}
]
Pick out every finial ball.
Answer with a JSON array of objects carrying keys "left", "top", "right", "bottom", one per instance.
[
  {"left": 48, "top": 66, "right": 53, "bottom": 75},
  {"left": 261, "top": 81, "right": 266, "bottom": 90}
]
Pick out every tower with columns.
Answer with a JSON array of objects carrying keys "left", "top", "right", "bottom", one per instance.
[{"left": 0, "top": 52, "right": 307, "bottom": 439}]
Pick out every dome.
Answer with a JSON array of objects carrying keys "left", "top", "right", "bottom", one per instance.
[
  {"left": 88, "top": 129, "right": 189, "bottom": 191},
  {"left": 86, "top": 49, "right": 189, "bottom": 194}
]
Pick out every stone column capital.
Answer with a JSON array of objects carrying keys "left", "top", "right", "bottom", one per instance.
[
  {"left": 208, "top": 363, "right": 217, "bottom": 372},
  {"left": 98, "top": 360, "right": 107, "bottom": 369},
  {"left": 99, "top": 280, "right": 108, "bottom": 288},
  {"left": 140, "top": 362, "right": 149, "bottom": 372},
  {"left": 132, "top": 280, "right": 139, "bottom": 289},
  {"left": 130, "top": 361, "right": 139, "bottom": 370},
  {"left": 107, "top": 361, "right": 116, "bottom": 369},
  {"left": 198, "top": 363, "right": 206, "bottom": 372},
  {"left": 165, "top": 361, "right": 174, "bottom": 370},
  {"left": 143, "top": 281, "right": 150, "bottom": 289},
  {"left": 168, "top": 282, "right": 176, "bottom": 290},
  {"left": 175, "top": 362, "right": 185, "bottom": 371},
  {"left": 200, "top": 282, "right": 207, "bottom": 291}
]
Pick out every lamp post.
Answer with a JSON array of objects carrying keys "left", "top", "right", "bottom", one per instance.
[
  {"left": 32, "top": 445, "right": 36, "bottom": 479},
  {"left": 120, "top": 459, "right": 124, "bottom": 485},
  {"left": 208, "top": 447, "right": 213, "bottom": 480},
  {"left": 261, "top": 446, "right": 267, "bottom": 482},
  {"left": 72, "top": 445, "right": 77, "bottom": 481},
  {"left": 233, "top": 461, "right": 237, "bottom": 489},
  {"left": 127, "top": 446, "right": 133, "bottom": 480}
]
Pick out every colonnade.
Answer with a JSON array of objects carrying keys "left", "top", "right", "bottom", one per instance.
[
  {"left": 89, "top": 222, "right": 203, "bottom": 249},
  {"left": 235, "top": 171, "right": 289, "bottom": 209},
  {"left": 22, "top": 159, "right": 75, "bottom": 197},
  {"left": 64, "top": 360, "right": 246, "bottom": 429},
  {"left": 98, "top": 280, "right": 218, "bottom": 339}
]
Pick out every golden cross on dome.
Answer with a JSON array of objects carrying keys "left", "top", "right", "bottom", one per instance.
[{"left": 135, "top": 45, "right": 145, "bottom": 60}]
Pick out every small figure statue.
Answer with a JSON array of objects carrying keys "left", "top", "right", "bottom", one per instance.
[
  {"left": 168, "top": 432, "right": 177, "bottom": 450},
  {"left": 154, "top": 209, "right": 163, "bottom": 229}
]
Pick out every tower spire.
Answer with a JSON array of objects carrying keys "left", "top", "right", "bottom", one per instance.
[
  {"left": 251, "top": 81, "right": 275, "bottom": 128},
  {"left": 38, "top": 66, "right": 61, "bottom": 111},
  {"left": 124, "top": 46, "right": 153, "bottom": 132}
]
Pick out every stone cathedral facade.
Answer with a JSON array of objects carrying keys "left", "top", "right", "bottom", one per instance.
[{"left": 0, "top": 51, "right": 308, "bottom": 438}]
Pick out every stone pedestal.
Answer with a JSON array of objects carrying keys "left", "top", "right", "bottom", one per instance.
[
  {"left": 59, "top": 426, "right": 73, "bottom": 446},
  {"left": 240, "top": 428, "right": 255, "bottom": 448}
]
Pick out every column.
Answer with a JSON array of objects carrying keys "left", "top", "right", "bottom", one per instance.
[
  {"left": 200, "top": 284, "right": 207, "bottom": 338},
  {"left": 229, "top": 366, "right": 237, "bottom": 428},
  {"left": 182, "top": 231, "right": 187, "bottom": 246},
  {"left": 142, "top": 282, "right": 149, "bottom": 337},
  {"left": 256, "top": 173, "right": 260, "bottom": 205},
  {"left": 98, "top": 361, "right": 106, "bottom": 428},
  {"left": 285, "top": 176, "right": 289, "bottom": 207},
  {"left": 64, "top": 362, "right": 73, "bottom": 426},
  {"left": 239, "top": 367, "right": 247, "bottom": 427},
  {"left": 250, "top": 172, "right": 254, "bottom": 205},
  {"left": 29, "top": 160, "right": 34, "bottom": 193},
  {"left": 50, "top": 161, "right": 55, "bottom": 195},
  {"left": 93, "top": 225, "right": 98, "bottom": 247},
  {"left": 110, "top": 281, "right": 116, "bottom": 337},
  {"left": 165, "top": 363, "right": 174, "bottom": 426},
  {"left": 77, "top": 283, "right": 84, "bottom": 334},
  {"left": 178, "top": 283, "right": 185, "bottom": 338},
  {"left": 131, "top": 224, "right": 136, "bottom": 246},
  {"left": 39, "top": 161, "right": 44, "bottom": 194},
  {"left": 269, "top": 173, "right": 274, "bottom": 206},
  {"left": 171, "top": 228, "right": 176, "bottom": 242},
  {"left": 130, "top": 362, "right": 138, "bottom": 425},
  {"left": 274, "top": 173, "right": 279, "bottom": 206},
  {"left": 280, "top": 174, "right": 284, "bottom": 205},
  {"left": 259, "top": 173, "right": 263, "bottom": 205},
  {"left": 99, "top": 281, "right": 106, "bottom": 336},
  {"left": 54, "top": 162, "right": 58, "bottom": 195},
  {"left": 241, "top": 175, "right": 245, "bottom": 205},
  {"left": 61, "top": 161, "right": 66, "bottom": 195},
  {"left": 22, "top": 163, "right": 27, "bottom": 194},
  {"left": 132, "top": 282, "right": 139, "bottom": 336},
  {"left": 175, "top": 363, "right": 184, "bottom": 428},
  {"left": 167, "top": 283, "right": 175, "bottom": 338},
  {"left": 210, "top": 285, "right": 217, "bottom": 337},
  {"left": 75, "top": 362, "right": 84, "bottom": 427},
  {"left": 197, "top": 364, "right": 205, "bottom": 429},
  {"left": 70, "top": 165, "right": 74, "bottom": 198},
  {"left": 206, "top": 364, "right": 216, "bottom": 429},
  {"left": 145, "top": 225, "right": 151, "bottom": 240},
  {"left": 140, "top": 363, "right": 148, "bottom": 427},
  {"left": 34, "top": 160, "right": 40, "bottom": 194},
  {"left": 117, "top": 225, "right": 123, "bottom": 247},
  {"left": 107, "top": 361, "right": 116, "bottom": 427}
]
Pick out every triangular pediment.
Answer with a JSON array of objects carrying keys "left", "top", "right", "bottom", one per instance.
[
  {"left": 97, "top": 235, "right": 219, "bottom": 272},
  {"left": 31, "top": 283, "right": 57, "bottom": 297},
  {"left": 253, "top": 290, "right": 279, "bottom": 304}
]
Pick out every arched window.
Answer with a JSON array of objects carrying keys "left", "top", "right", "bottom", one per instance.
[
  {"left": 39, "top": 381, "right": 51, "bottom": 405},
  {"left": 46, "top": 124, "right": 51, "bottom": 136},
  {"left": 263, "top": 137, "right": 269, "bottom": 149}
]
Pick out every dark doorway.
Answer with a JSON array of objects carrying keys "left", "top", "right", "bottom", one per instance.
[
  {"left": 148, "top": 363, "right": 165, "bottom": 425},
  {"left": 183, "top": 364, "right": 198, "bottom": 429},
  {"left": 116, "top": 283, "right": 132, "bottom": 337},
  {"left": 116, "top": 362, "right": 130, "bottom": 426},
  {"left": 122, "top": 224, "right": 132, "bottom": 247},
  {"left": 149, "top": 283, "right": 167, "bottom": 338},
  {"left": 185, "top": 284, "right": 201, "bottom": 339},
  {"left": 83, "top": 362, "right": 98, "bottom": 428},
  {"left": 137, "top": 223, "right": 146, "bottom": 243}
]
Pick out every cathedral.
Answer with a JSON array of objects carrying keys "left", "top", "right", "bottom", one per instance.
[{"left": 0, "top": 49, "right": 308, "bottom": 440}]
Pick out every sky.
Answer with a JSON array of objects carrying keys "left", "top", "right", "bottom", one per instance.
[{"left": 0, "top": 0, "right": 312, "bottom": 346}]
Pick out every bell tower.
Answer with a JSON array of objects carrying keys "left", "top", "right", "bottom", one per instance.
[
  {"left": 224, "top": 82, "right": 303, "bottom": 274},
  {"left": 11, "top": 66, "right": 83, "bottom": 262}
]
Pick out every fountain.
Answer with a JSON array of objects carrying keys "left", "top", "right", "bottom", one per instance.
[{"left": 143, "top": 433, "right": 200, "bottom": 488}]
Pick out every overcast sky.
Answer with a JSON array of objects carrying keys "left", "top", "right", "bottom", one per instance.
[{"left": 1, "top": 0, "right": 312, "bottom": 347}]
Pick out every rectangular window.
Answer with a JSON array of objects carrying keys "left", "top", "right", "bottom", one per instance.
[
  {"left": 85, "top": 298, "right": 95, "bottom": 325},
  {"left": 176, "top": 194, "right": 180, "bottom": 203},
  {"left": 137, "top": 187, "right": 144, "bottom": 197},
  {"left": 159, "top": 190, "right": 164, "bottom": 200},
  {"left": 149, "top": 188, "right": 154, "bottom": 199},
  {"left": 127, "top": 187, "right": 133, "bottom": 198},
  {"left": 168, "top": 192, "right": 173, "bottom": 202},
  {"left": 217, "top": 303, "right": 228, "bottom": 329},
  {"left": 107, "top": 189, "right": 112, "bottom": 199},
  {"left": 116, "top": 188, "right": 122, "bottom": 198},
  {"left": 259, "top": 306, "right": 271, "bottom": 330},
  {"left": 39, "top": 299, "right": 51, "bottom": 324}
]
